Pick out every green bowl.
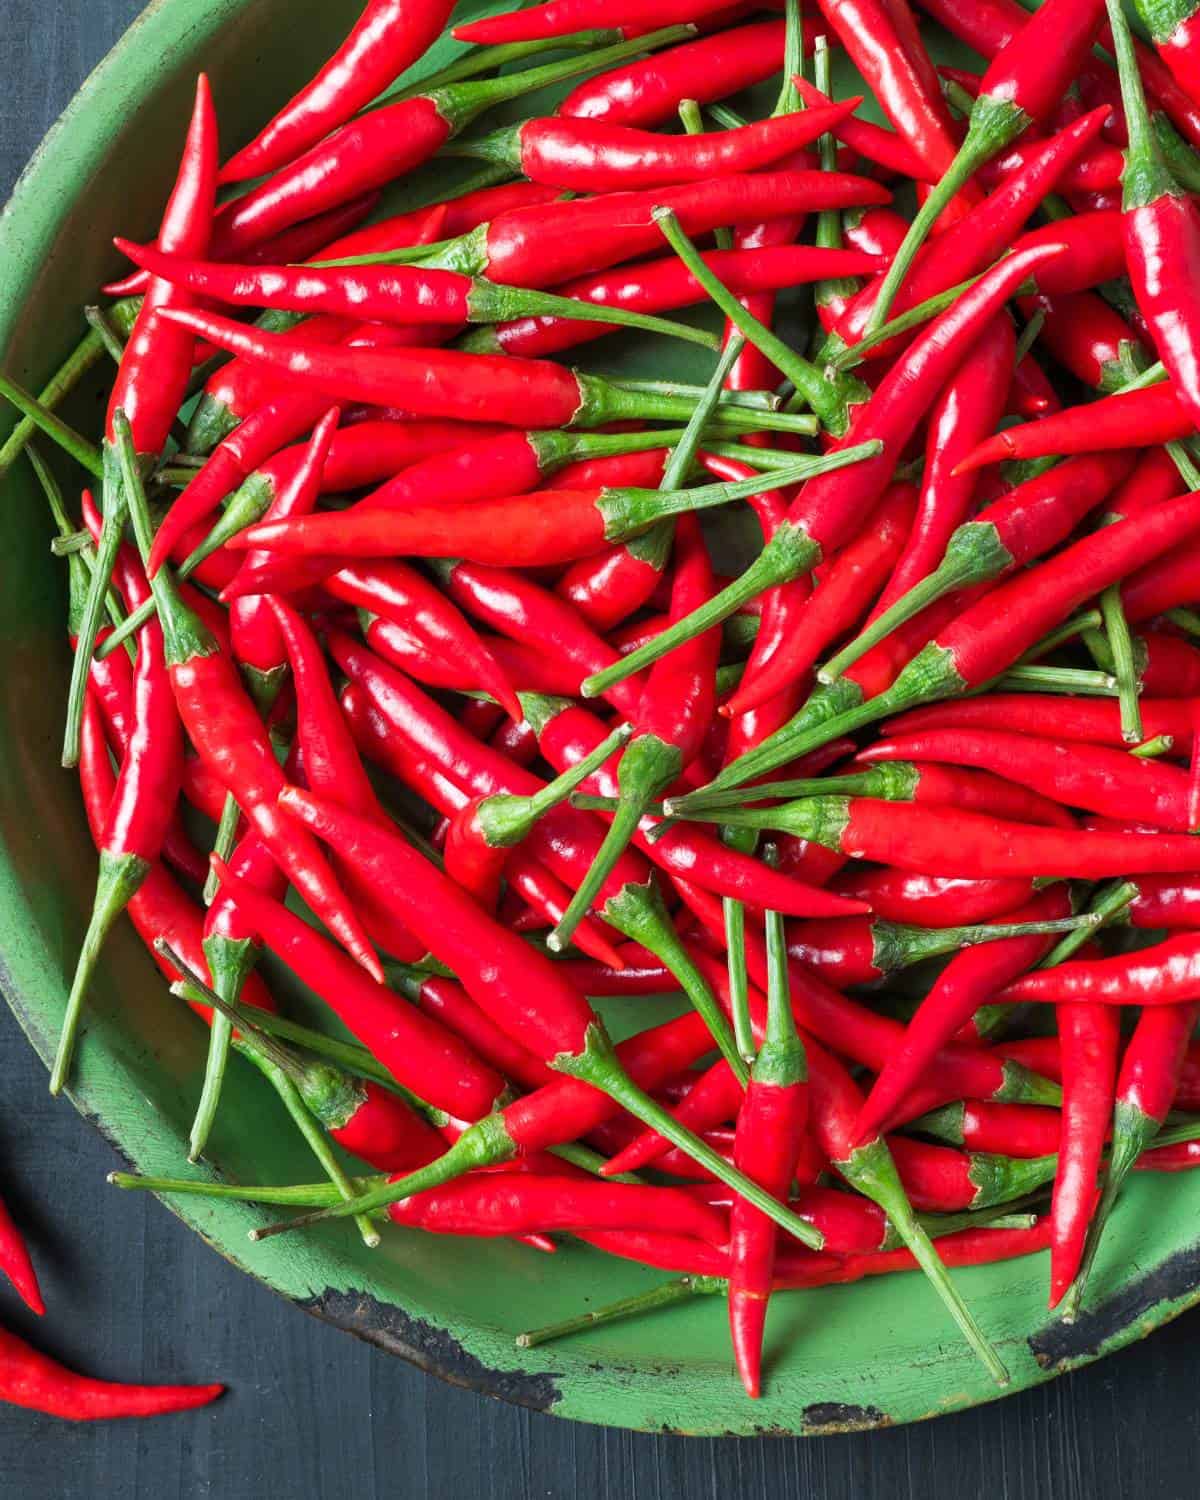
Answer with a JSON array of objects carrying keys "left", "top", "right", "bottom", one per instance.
[{"left": 2, "top": 0, "right": 1199, "bottom": 1436}]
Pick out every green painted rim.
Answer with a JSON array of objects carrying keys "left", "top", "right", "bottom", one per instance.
[{"left": 1, "top": 0, "right": 1198, "bottom": 1435}]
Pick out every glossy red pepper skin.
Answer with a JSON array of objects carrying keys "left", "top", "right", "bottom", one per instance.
[
  {"left": 1050, "top": 1001, "right": 1119, "bottom": 1306},
  {"left": 829, "top": 868, "right": 1035, "bottom": 926},
  {"left": 1135, "top": 0, "right": 1200, "bottom": 110},
  {"left": 220, "top": 0, "right": 454, "bottom": 182},
  {"left": 0, "top": 1324, "right": 222, "bottom": 1421},
  {"left": 559, "top": 19, "right": 788, "bottom": 125},
  {"left": 388, "top": 1173, "right": 728, "bottom": 1244},
  {"left": 456, "top": 0, "right": 741, "bottom": 43},
  {"left": 0, "top": 1193, "right": 42, "bottom": 1316},
  {"left": 856, "top": 888, "right": 1074, "bottom": 1142},
  {"left": 961, "top": 382, "right": 1191, "bottom": 471},
  {"left": 883, "top": 694, "right": 1200, "bottom": 749}
]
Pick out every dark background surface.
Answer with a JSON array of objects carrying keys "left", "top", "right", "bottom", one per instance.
[{"left": 1, "top": 3, "right": 1198, "bottom": 1496}]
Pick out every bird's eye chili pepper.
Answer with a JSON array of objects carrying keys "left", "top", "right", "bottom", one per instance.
[
  {"left": 1048, "top": 997, "right": 1120, "bottom": 1308},
  {"left": 114, "top": 239, "right": 721, "bottom": 352},
  {"left": 865, "top": 0, "right": 1106, "bottom": 334},
  {"left": 957, "top": 382, "right": 1187, "bottom": 472},
  {"left": 829, "top": 868, "right": 1038, "bottom": 926},
  {"left": 1105, "top": 0, "right": 1200, "bottom": 436},
  {"left": 727, "top": 878, "right": 809, "bottom": 1397},
  {"left": 557, "top": 18, "right": 789, "bottom": 127},
  {"left": 583, "top": 243, "right": 1066, "bottom": 701},
  {"left": 454, "top": 0, "right": 733, "bottom": 44},
  {"left": 230, "top": 450, "right": 875, "bottom": 570},
  {"left": 855, "top": 886, "right": 1078, "bottom": 1143},
  {"left": 860, "top": 725, "right": 1195, "bottom": 830},
  {"left": 220, "top": 0, "right": 455, "bottom": 183},
  {"left": 251, "top": 794, "right": 828, "bottom": 1251},
  {"left": 547, "top": 514, "right": 721, "bottom": 956},
  {"left": 209, "top": 28, "right": 698, "bottom": 259},
  {"left": 803, "top": 1035, "right": 1009, "bottom": 1383},
  {"left": 111, "top": 412, "right": 383, "bottom": 981},
  {"left": 157, "top": 305, "right": 818, "bottom": 438},
  {"left": 881, "top": 692, "right": 1200, "bottom": 749},
  {"left": 0, "top": 1325, "right": 222, "bottom": 1422},
  {"left": 62, "top": 77, "right": 217, "bottom": 769}
]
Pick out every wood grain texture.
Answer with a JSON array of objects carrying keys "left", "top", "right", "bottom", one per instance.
[{"left": 0, "top": 3, "right": 1198, "bottom": 1495}]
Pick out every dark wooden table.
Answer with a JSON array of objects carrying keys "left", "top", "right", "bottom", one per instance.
[{"left": 2, "top": 4, "right": 1198, "bottom": 1495}]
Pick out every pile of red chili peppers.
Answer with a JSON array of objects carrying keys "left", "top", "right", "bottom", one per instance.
[{"left": 7, "top": 0, "right": 1200, "bottom": 1406}]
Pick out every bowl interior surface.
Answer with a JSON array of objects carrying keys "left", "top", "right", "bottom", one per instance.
[{"left": 1, "top": 0, "right": 1198, "bottom": 1436}]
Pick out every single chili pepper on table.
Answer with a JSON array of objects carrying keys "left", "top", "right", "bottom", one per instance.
[
  {"left": 113, "top": 414, "right": 382, "bottom": 982},
  {"left": 582, "top": 243, "right": 1064, "bottom": 700},
  {"left": 115, "top": 240, "right": 722, "bottom": 352},
  {"left": 864, "top": 0, "right": 1106, "bottom": 334},
  {"left": 0, "top": 1325, "right": 222, "bottom": 1421},
  {"left": 62, "top": 75, "right": 217, "bottom": 769},
  {"left": 220, "top": 0, "right": 455, "bottom": 183},
  {"left": 207, "top": 29, "right": 699, "bottom": 259}
]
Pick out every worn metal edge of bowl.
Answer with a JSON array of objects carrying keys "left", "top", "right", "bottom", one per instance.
[{"left": 0, "top": 0, "right": 1197, "bottom": 1435}]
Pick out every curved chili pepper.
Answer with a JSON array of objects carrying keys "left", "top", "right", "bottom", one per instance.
[
  {"left": 116, "top": 239, "right": 721, "bottom": 352},
  {"left": 856, "top": 887, "right": 1076, "bottom": 1141},
  {"left": 821, "top": 449, "right": 1137, "bottom": 684},
  {"left": 849, "top": 316, "right": 1013, "bottom": 644},
  {"left": 1049, "top": 999, "right": 1120, "bottom": 1307},
  {"left": 583, "top": 244, "right": 1065, "bottom": 699},
  {"left": 728, "top": 891, "right": 809, "bottom": 1397},
  {"left": 62, "top": 76, "right": 217, "bottom": 769},
  {"left": 392, "top": 969, "right": 554, "bottom": 1093},
  {"left": 866, "top": 0, "right": 1106, "bottom": 334},
  {"left": 0, "top": 1193, "right": 42, "bottom": 1316},
  {"left": 722, "top": 481, "right": 918, "bottom": 720},
  {"left": 52, "top": 531, "right": 184, "bottom": 1092},
  {"left": 0, "top": 1326, "right": 222, "bottom": 1421},
  {"left": 209, "top": 30, "right": 697, "bottom": 259},
  {"left": 388, "top": 1172, "right": 728, "bottom": 1245},
  {"left": 959, "top": 381, "right": 1188, "bottom": 470},
  {"left": 558, "top": 18, "right": 788, "bottom": 126},
  {"left": 804, "top": 1035, "right": 1009, "bottom": 1383},
  {"left": 861, "top": 726, "right": 1194, "bottom": 829},
  {"left": 220, "top": 0, "right": 454, "bottom": 183},
  {"left": 549, "top": 514, "right": 720, "bottom": 953},
  {"left": 413, "top": 168, "right": 890, "bottom": 289},
  {"left": 601, "top": 1056, "right": 746, "bottom": 1178},
  {"left": 830, "top": 868, "right": 1036, "bottom": 926},
  {"left": 253, "top": 794, "right": 829, "bottom": 1251},
  {"left": 455, "top": 0, "right": 743, "bottom": 43},
  {"left": 795, "top": 74, "right": 929, "bottom": 179},
  {"left": 454, "top": 100, "right": 861, "bottom": 192},
  {"left": 460, "top": 243, "right": 884, "bottom": 358}
]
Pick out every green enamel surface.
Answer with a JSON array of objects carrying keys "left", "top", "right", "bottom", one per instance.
[{"left": 1, "top": 0, "right": 1199, "bottom": 1435}]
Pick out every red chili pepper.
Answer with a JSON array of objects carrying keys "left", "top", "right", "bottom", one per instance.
[
  {"left": 415, "top": 169, "right": 890, "bottom": 289},
  {"left": 866, "top": 0, "right": 1106, "bottom": 334},
  {"left": 220, "top": 0, "right": 454, "bottom": 183},
  {"left": 115, "top": 239, "right": 724, "bottom": 351},
  {"left": 388, "top": 1172, "right": 728, "bottom": 1244},
  {"left": 856, "top": 887, "right": 1075, "bottom": 1141},
  {"left": 208, "top": 31, "right": 698, "bottom": 259},
  {"left": 829, "top": 868, "right": 1036, "bottom": 926},
  {"left": 912, "top": 1100, "right": 1062, "bottom": 1158},
  {"left": 455, "top": 0, "right": 742, "bottom": 44},
  {"left": 602, "top": 1055, "right": 746, "bottom": 1177},
  {"left": 461, "top": 243, "right": 884, "bottom": 358},
  {"left": 1134, "top": 0, "right": 1200, "bottom": 110},
  {"left": 722, "top": 481, "right": 918, "bottom": 719},
  {"left": 1049, "top": 1000, "right": 1119, "bottom": 1307},
  {"left": 728, "top": 894, "right": 809, "bottom": 1398},
  {"left": 853, "top": 315, "right": 1014, "bottom": 639},
  {"left": 821, "top": 447, "right": 1137, "bottom": 685},
  {"left": 558, "top": 19, "right": 788, "bottom": 126},
  {"left": 53, "top": 528, "right": 184, "bottom": 1092},
  {"left": 550, "top": 514, "right": 720, "bottom": 951},
  {"left": 0, "top": 1325, "right": 222, "bottom": 1421},
  {"left": 885, "top": 1134, "right": 1057, "bottom": 1213},
  {"left": 794, "top": 75, "right": 929, "bottom": 179},
  {"left": 455, "top": 101, "right": 862, "bottom": 192},
  {"left": 62, "top": 77, "right": 217, "bottom": 769},
  {"left": 882, "top": 693, "right": 1199, "bottom": 748},
  {"left": 392, "top": 970, "right": 554, "bottom": 1093},
  {"left": 584, "top": 244, "right": 1065, "bottom": 699},
  {"left": 862, "top": 726, "right": 1194, "bottom": 829},
  {"left": 0, "top": 1194, "right": 43, "bottom": 1317}
]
